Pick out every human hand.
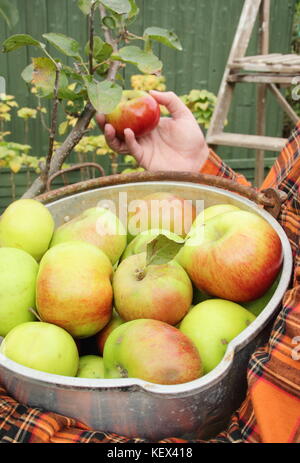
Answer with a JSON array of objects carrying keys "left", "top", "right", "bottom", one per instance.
[{"left": 95, "top": 91, "right": 209, "bottom": 172}]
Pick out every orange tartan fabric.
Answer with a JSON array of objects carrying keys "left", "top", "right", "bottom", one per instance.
[{"left": 1, "top": 126, "right": 300, "bottom": 443}]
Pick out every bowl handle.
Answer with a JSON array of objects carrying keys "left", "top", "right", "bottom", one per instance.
[{"left": 36, "top": 170, "right": 287, "bottom": 219}]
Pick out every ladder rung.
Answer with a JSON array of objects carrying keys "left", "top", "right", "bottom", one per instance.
[
  {"left": 227, "top": 73, "right": 297, "bottom": 84},
  {"left": 206, "top": 133, "right": 287, "bottom": 152}
]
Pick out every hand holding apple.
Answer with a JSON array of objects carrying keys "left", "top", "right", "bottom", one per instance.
[
  {"left": 96, "top": 90, "right": 209, "bottom": 172},
  {"left": 104, "top": 90, "right": 160, "bottom": 141}
]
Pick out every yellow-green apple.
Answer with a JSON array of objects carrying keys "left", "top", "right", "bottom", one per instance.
[
  {"left": 36, "top": 241, "right": 113, "bottom": 338},
  {"left": 127, "top": 192, "right": 196, "bottom": 241},
  {"left": 0, "top": 247, "right": 38, "bottom": 337},
  {"left": 50, "top": 207, "right": 127, "bottom": 265},
  {"left": 121, "top": 228, "right": 183, "bottom": 262},
  {"left": 0, "top": 321, "right": 79, "bottom": 377},
  {"left": 113, "top": 252, "right": 193, "bottom": 325},
  {"left": 103, "top": 319, "right": 202, "bottom": 385},
  {"left": 76, "top": 355, "right": 105, "bottom": 378},
  {"left": 96, "top": 309, "right": 124, "bottom": 356},
  {"left": 0, "top": 199, "right": 54, "bottom": 261},
  {"left": 179, "top": 299, "right": 256, "bottom": 374},
  {"left": 99, "top": 90, "right": 160, "bottom": 141},
  {"left": 178, "top": 210, "right": 283, "bottom": 302}
]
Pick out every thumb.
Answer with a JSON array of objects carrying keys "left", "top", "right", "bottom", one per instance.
[{"left": 149, "top": 90, "right": 191, "bottom": 120}]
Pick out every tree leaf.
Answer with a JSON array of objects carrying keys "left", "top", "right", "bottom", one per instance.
[
  {"left": 0, "top": 0, "right": 19, "bottom": 28},
  {"left": 144, "top": 27, "right": 183, "bottom": 51},
  {"left": 32, "top": 57, "right": 68, "bottom": 98},
  {"left": 115, "top": 46, "right": 162, "bottom": 74},
  {"left": 9, "top": 159, "right": 22, "bottom": 174},
  {"left": 42, "top": 33, "right": 81, "bottom": 59},
  {"left": 2, "top": 34, "right": 43, "bottom": 53},
  {"left": 85, "top": 79, "right": 122, "bottom": 114},
  {"left": 85, "top": 36, "right": 113, "bottom": 62},
  {"left": 78, "top": 0, "right": 93, "bottom": 14},
  {"left": 127, "top": 0, "right": 139, "bottom": 19},
  {"left": 99, "top": 0, "right": 131, "bottom": 14},
  {"left": 146, "top": 234, "right": 185, "bottom": 266},
  {"left": 59, "top": 120, "right": 69, "bottom": 135},
  {"left": 21, "top": 64, "right": 34, "bottom": 83},
  {"left": 102, "top": 15, "right": 117, "bottom": 30}
]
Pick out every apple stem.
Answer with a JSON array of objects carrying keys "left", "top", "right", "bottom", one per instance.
[
  {"left": 134, "top": 267, "right": 146, "bottom": 281},
  {"left": 28, "top": 307, "right": 43, "bottom": 322}
]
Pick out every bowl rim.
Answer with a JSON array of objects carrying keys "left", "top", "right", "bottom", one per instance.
[{"left": 0, "top": 181, "right": 293, "bottom": 397}]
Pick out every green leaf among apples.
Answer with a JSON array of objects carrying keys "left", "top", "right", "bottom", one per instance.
[{"left": 146, "top": 233, "right": 185, "bottom": 267}]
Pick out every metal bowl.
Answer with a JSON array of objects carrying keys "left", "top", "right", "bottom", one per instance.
[{"left": 0, "top": 182, "right": 293, "bottom": 440}]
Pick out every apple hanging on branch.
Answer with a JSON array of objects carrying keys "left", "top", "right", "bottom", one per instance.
[{"left": 1, "top": 0, "right": 183, "bottom": 198}]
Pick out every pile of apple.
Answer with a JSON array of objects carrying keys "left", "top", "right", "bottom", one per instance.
[{"left": 0, "top": 193, "right": 283, "bottom": 385}]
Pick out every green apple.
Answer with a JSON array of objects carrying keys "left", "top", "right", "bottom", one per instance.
[
  {"left": 127, "top": 192, "right": 196, "bottom": 242},
  {"left": 179, "top": 299, "right": 256, "bottom": 374},
  {"left": 121, "top": 228, "right": 183, "bottom": 262},
  {"left": 113, "top": 252, "right": 193, "bottom": 326},
  {"left": 0, "top": 321, "right": 79, "bottom": 377},
  {"left": 178, "top": 210, "right": 283, "bottom": 302},
  {"left": 76, "top": 355, "right": 105, "bottom": 378},
  {"left": 103, "top": 319, "right": 202, "bottom": 385},
  {"left": 96, "top": 309, "right": 124, "bottom": 356},
  {"left": 242, "top": 275, "right": 280, "bottom": 316},
  {"left": 0, "top": 199, "right": 55, "bottom": 262},
  {"left": 36, "top": 241, "right": 113, "bottom": 338},
  {"left": 50, "top": 207, "right": 127, "bottom": 265},
  {"left": 0, "top": 247, "right": 38, "bottom": 337}
]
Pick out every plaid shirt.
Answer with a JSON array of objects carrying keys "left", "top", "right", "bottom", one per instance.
[{"left": 1, "top": 125, "right": 300, "bottom": 444}]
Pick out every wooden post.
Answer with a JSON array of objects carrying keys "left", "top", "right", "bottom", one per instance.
[
  {"left": 207, "top": 0, "right": 262, "bottom": 142},
  {"left": 255, "top": 0, "right": 270, "bottom": 187}
]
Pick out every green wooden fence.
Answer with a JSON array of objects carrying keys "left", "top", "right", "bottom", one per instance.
[{"left": 0, "top": 0, "right": 296, "bottom": 211}]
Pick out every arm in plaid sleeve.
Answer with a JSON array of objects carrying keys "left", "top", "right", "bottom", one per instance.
[{"left": 200, "top": 148, "right": 252, "bottom": 187}]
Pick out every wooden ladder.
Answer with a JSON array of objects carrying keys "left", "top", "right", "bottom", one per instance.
[{"left": 206, "top": 0, "right": 300, "bottom": 186}]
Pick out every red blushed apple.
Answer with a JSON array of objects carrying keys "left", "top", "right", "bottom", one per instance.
[
  {"left": 127, "top": 192, "right": 196, "bottom": 241},
  {"left": 112, "top": 252, "right": 193, "bottom": 326},
  {"left": 102, "top": 90, "right": 160, "bottom": 141},
  {"left": 96, "top": 310, "right": 124, "bottom": 356},
  {"left": 36, "top": 241, "right": 113, "bottom": 338},
  {"left": 103, "top": 319, "right": 203, "bottom": 385},
  {"left": 178, "top": 210, "right": 283, "bottom": 302}
]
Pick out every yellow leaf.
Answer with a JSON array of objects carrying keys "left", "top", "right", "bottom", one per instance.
[{"left": 9, "top": 160, "right": 22, "bottom": 173}]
